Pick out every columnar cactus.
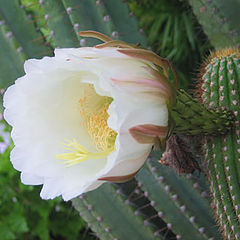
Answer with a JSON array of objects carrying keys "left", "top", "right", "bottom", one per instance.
[{"left": 200, "top": 49, "right": 240, "bottom": 239}]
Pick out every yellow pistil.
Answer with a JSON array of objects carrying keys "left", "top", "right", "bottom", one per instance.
[
  {"left": 56, "top": 84, "right": 117, "bottom": 166},
  {"left": 56, "top": 140, "right": 114, "bottom": 167}
]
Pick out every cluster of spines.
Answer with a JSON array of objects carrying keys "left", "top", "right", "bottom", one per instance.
[
  {"left": 201, "top": 52, "right": 240, "bottom": 239},
  {"left": 171, "top": 89, "right": 234, "bottom": 135}
]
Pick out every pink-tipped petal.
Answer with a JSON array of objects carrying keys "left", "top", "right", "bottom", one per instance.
[
  {"left": 145, "top": 67, "right": 175, "bottom": 105},
  {"left": 111, "top": 78, "right": 170, "bottom": 101},
  {"left": 117, "top": 48, "right": 168, "bottom": 71},
  {"left": 98, "top": 170, "right": 139, "bottom": 183},
  {"left": 129, "top": 124, "right": 168, "bottom": 144}
]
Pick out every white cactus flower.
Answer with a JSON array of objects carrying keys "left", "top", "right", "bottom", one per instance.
[{"left": 3, "top": 32, "right": 174, "bottom": 201}]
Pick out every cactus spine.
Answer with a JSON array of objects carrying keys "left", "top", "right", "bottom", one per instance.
[{"left": 200, "top": 49, "right": 240, "bottom": 239}]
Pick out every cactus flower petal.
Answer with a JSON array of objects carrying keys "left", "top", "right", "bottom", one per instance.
[
  {"left": 129, "top": 124, "right": 169, "bottom": 144},
  {"left": 79, "top": 30, "right": 112, "bottom": 42},
  {"left": 98, "top": 170, "right": 139, "bottom": 183},
  {"left": 4, "top": 46, "right": 171, "bottom": 201}
]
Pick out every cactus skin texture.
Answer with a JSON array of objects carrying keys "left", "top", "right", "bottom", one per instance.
[
  {"left": 40, "top": 0, "right": 147, "bottom": 48},
  {"left": 136, "top": 158, "right": 222, "bottom": 240},
  {"left": 200, "top": 49, "right": 240, "bottom": 239},
  {"left": 73, "top": 162, "right": 222, "bottom": 240},
  {"left": 0, "top": 0, "right": 52, "bottom": 89},
  {"left": 0, "top": 0, "right": 52, "bottom": 58},
  {"left": 188, "top": 0, "right": 240, "bottom": 49}
]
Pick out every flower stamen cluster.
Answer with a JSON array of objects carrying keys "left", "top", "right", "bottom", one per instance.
[{"left": 56, "top": 84, "right": 116, "bottom": 166}]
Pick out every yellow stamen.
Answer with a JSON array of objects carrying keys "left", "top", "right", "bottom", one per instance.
[{"left": 56, "top": 84, "right": 117, "bottom": 166}]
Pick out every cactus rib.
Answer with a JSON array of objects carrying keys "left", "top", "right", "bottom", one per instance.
[
  {"left": 187, "top": 0, "right": 240, "bottom": 48},
  {"left": 40, "top": 0, "right": 80, "bottom": 48},
  {"left": 137, "top": 158, "right": 222, "bottom": 240},
  {"left": 73, "top": 182, "right": 172, "bottom": 240},
  {"left": 61, "top": 0, "right": 108, "bottom": 47},
  {"left": 0, "top": 0, "right": 52, "bottom": 58},
  {"left": 0, "top": 18, "right": 25, "bottom": 89},
  {"left": 201, "top": 51, "right": 240, "bottom": 239}
]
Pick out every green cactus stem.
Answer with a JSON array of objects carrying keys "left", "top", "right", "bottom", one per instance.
[
  {"left": 200, "top": 48, "right": 240, "bottom": 239},
  {"left": 136, "top": 158, "right": 222, "bottom": 240},
  {"left": 38, "top": 0, "right": 147, "bottom": 48},
  {"left": 39, "top": 0, "right": 80, "bottom": 48},
  {"left": 73, "top": 181, "right": 175, "bottom": 240},
  {"left": 0, "top": 18, "right": 25, "bottom": 89},
  {"left": 0, "top": 0, "right": 52, "bottom": 58},
  {"left": 187, "top": 0, "right": 240, "bottom": 49}
]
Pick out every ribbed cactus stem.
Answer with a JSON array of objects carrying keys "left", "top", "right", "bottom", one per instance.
[
  {"left": 137, "top": 159, "right": 222, "bottom": 240},
  {"left": 0, "top": 0, "right": 52, "bottom": 57},
  {"left": 73, "top": 182, "right": 174, "bottom": 240},
  {"left": 201, "top": 49, "right": 240, "bottom": 239},
  {"left": 172, "top": 89, "right": 234, "bottom": 135},
  {"left": 187, "top": 0, "right": 240, "bottom": 48}
]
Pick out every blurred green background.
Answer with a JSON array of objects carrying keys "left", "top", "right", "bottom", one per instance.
[{"left": 0, "top": 0, "right": 210, "bottom": 239}]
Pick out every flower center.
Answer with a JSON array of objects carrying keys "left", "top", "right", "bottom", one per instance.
[{"left": 56, "top": 84, "right": 117, "bottom": 166}]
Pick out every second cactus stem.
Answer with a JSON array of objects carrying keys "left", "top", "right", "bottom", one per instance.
[{"left": 199, "top": 48, "right": 240, "bottom": 239}]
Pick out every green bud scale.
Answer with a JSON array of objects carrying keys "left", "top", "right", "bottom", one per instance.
[{"left": 171, "top": 89, "right": 235, "bottom": 136}]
